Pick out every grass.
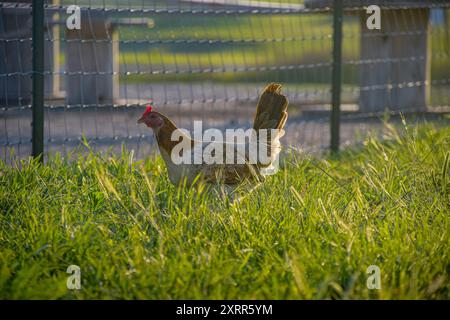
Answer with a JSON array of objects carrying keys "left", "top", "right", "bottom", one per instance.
[
  {"left": 0, "top": 123, "right": 449, "bottom": 299},
  {"left": 115, "top": 12, "right": 450, "bottom": 82},
  {"left": 58, "top": 7, "right": 450, "bottom": 85}
]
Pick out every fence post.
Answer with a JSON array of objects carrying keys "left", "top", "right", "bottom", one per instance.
[
  {"left": 330, "top": 0, "right": 343, "bottom": 153},
  {"left": 32, "top": 0, "right": 45, "bottom": 161}
]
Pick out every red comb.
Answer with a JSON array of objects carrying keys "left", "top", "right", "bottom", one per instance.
[{"left": 142, "top": 105, "right": 152, "bottom": 115}]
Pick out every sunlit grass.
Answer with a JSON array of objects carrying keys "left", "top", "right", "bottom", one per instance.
[
  {"left": 57, "top": 10, "right": 450, "bottom": 85},
  {"left": 0, "top": 123, "right": 449, "bottom": 299}
]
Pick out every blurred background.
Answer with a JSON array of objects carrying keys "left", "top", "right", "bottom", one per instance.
[{"left": 1, "top": 0, "right": 449, "bottom": 164}]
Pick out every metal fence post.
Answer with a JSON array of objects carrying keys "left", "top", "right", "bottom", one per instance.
[
  {"left": 331, "top": 0, "right": 343, "bottom": 153},
  {"left": 32, "top": 0, "right": 45, "bottom": 161}
]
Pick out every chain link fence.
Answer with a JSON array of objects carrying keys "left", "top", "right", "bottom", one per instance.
[{"left": 1, "top": 0, "right": 449, "bottom": 164}]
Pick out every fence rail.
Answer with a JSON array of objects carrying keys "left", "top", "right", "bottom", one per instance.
[{"left": 1, "top": 1, "right": 449, "bottom": 164}]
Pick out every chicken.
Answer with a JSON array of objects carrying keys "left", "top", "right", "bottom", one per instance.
[{"left": 137, "top": 83, "right": 288, "bottom": 186}]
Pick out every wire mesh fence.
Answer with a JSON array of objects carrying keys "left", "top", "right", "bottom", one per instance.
[{"left": 1, "top": 0, "right": 449, "bottom": 165}]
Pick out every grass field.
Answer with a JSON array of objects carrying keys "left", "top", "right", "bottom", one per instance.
[
  {"left": 58, "top": 4, "right": 450, "bottom": 85},
  {"left": 0, "top": 123, "right": 449, "bottom": 299}
]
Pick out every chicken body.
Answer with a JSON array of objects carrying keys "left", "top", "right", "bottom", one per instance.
[
  {"left": 138, "top": 83, "right": 289, "bottom": 186},
  {"left": 159, "top": 139, "right": 264, "bottom": 185}
]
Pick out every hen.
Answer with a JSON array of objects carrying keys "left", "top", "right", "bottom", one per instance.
[{"left": 138, "top": 83, "right": 288, "bottom": 186}]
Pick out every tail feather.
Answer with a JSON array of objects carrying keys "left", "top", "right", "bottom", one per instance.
[
  {"left": 252, "top": 83, "right": 289, "bottom": 170},
  {"left": 253, "top": 83, "right": 288, "bottom": 131}
]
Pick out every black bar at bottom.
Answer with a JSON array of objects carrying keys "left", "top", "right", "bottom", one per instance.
[{"left": 0, "top": 300, "right": 443, "bottom": 319}]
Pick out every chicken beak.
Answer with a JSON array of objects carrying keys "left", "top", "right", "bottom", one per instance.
[{"left": 137, "top": 116, "right": 145, "bottom": 124}]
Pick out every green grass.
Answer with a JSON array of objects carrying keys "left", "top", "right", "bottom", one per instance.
[
  {"left": 0, "top": 123, "right": 449, "bottom": 299},
  {"left": 114, "top": 13, "right": 450, "bottom": 84},
  {"left": 57, "top": 6, "right": 450, "bottom": 90}
]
